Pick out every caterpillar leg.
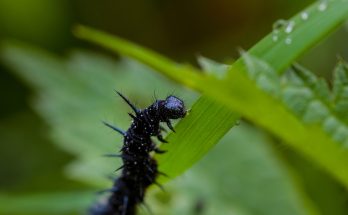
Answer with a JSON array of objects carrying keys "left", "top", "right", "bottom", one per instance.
[
  {"left": 157, "top": 135, "right": 168, "bottom": 143},
  {"left": 116, "top": 91, "right": 140, "bottom": 114},
  {"left": 157, "top": 171, "right": 169, "bottom": 178},
  {"left": 153, "top": 181, "right": 165, "bottom": 192},
  {"left": 154, "top": 148, "right": 167, "bottom": 154},
  {"left": 150, "top": 142, "right": 167, "bottom": 153},
  {"left": 165, "top": 120, "right": 175, "bottom": 132}
]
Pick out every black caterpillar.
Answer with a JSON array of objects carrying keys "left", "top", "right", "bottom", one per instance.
[{"left": 89, "top": 92, "right": 186, "bottom": 215}]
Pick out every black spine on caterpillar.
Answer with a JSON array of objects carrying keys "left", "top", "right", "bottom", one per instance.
[{"left": 89, "top": 92, "right": 186, "bottom": 215}]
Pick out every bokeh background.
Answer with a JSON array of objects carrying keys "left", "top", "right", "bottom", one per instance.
[{"left": 1, "top": 0, "right": 348, "bottom": 214}]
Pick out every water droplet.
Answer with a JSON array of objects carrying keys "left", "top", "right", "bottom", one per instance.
[
  {"left": 235, "top": 120, "right": 241, "bottom": 126},
  {"left": 318, "top": 1, "right": 328, "bottom": 11},
  {"left": 301, "top": 12, "right": 309, "bottom": 20},
  {"left": 273, "top": 19, "right": 288, "bottom": 31},
  {"left": 272, "top": 20, "right": 286, "bottom": 43},
  {"left": 285, "top": 21, "right": 295, "bottom": 34},
  {"left": 272, "top": 19, "right": 288, "bottom": 43},
  {"left": 285, "top": 37, "right": 292, "bottom": 45}
]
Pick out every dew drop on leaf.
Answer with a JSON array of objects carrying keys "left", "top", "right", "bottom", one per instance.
[
  {"left": 301, "top": 11, "right": 309, "bottom": 20},
  {"left": 318, "top": 0, "right": 328, "bottom": 11},
  {"left": 271, "top": 19, "right": 286, "bottom": 43},
  {"left": 272, "top": 19, "right": 288, "bottom": 31},
  {"left": 285, "top": 37, "right": 292, "bottom": 45},
  {"left": 285, "top": 21, "right": 295, "bottom": 34}
]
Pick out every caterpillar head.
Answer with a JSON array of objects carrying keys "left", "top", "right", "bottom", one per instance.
[{"left": 161, "top": 95, "right": 186, "bottom": 120}]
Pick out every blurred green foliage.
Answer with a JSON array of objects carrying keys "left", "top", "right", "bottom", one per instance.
[
  {"left": 0, "top": 43, "right": 311, "bottom": 215},
  {"left": 74, "top": 0, "right": 348, "bottom": 188},
  {"left": 1, "top": 0, "right": 348, "bottom": 215}
]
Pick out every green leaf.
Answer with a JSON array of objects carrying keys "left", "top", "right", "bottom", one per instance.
[
  {"left": 148, "top": 124, "right": 319, "bottom": 215},
  {"left": 1, "top": 42, "right": 198, "bottom": 187},
  {"left": 332, "top": 60, "right": 348, "bottom": 124},
  {"left": 241, "top": 52, "right": 281, "bottom": 97},
  {"left": 197, "top": 55, "right": 230, "bottom": 78},
  {"left": 73, "top": 0, "right": 348, "bottom": 189},
  {"left": 281, "top": 63, "right": 348, "bottom": 145},
  {"left": 1, "top": 44, "right": 314, "bottom": 215}
]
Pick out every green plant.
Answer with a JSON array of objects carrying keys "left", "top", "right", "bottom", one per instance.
[
  {"left": 2, "top": 0, "right": 348, "bottom": 214},
  {"left": 74, "top": 0, "right": 348, "bottom": 187}
]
